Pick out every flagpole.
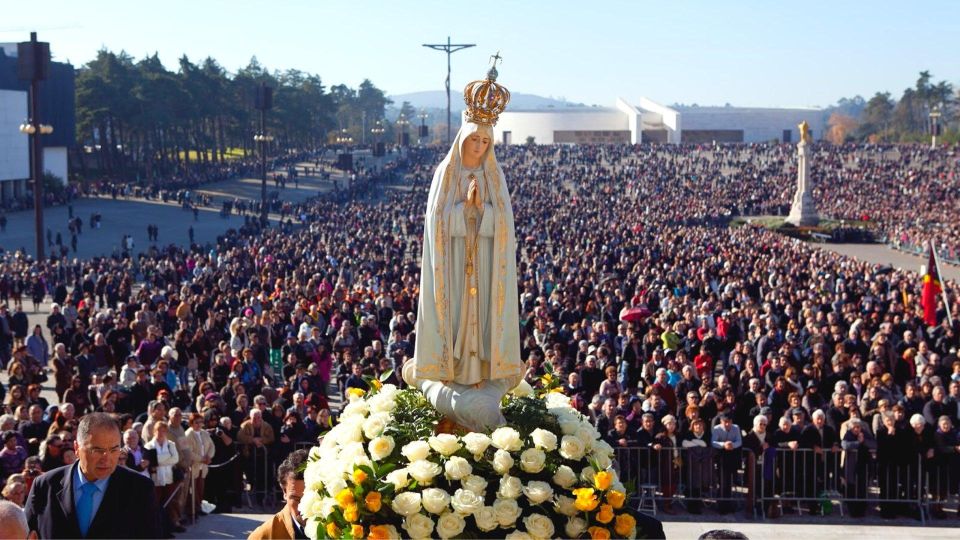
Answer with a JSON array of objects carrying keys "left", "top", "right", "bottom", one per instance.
[{"left": 929, "top": 240, "right": 954, "bottom": 327}]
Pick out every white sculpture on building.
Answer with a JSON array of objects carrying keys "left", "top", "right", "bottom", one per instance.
[{"left": 786, "top": 121, "right": 820, "bottom": 227}]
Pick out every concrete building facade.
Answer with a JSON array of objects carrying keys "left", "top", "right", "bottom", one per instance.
[{"left": 493, "top": 97, "right": 826, "bottom": 145}]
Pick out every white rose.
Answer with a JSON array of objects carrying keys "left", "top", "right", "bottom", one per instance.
[
  {"left": 298, "top": 490, "right": 320, "bottom": 519},
  {"left": 340, "top": 399, "right": 369, "bottom": 419},
  {"left": 554, "top": 495, "right": 578, "bottom": 516},
  {"left": 368, "top": 435, "right": 395, "bottom": 461},
  {"left": 304, "top": 461, "right": 325, "bottom": 492},
  {"left": 444, "top": 456, "right": 473, "bottom": 481},
  {"left": 401, "top": 440, "right": 431, "bottom": 462},
  {"left": 324, "top": 477, "right": 346, "bottom": 498},
  {"left": 529, "top": 428, "right": 558, "bottom": 452},
  {"left": 491, "top": 427, "right": 523, "bottom": 452},
  {"left": 318, "top": 497, "right": 337, "bottom": 519},
  {"left": 559, "top": 435, "right": 587, "bottom": 460},
  {"left": 338, "top": 442, "right": 372, "bottom": 472},
  {"left": 580, "top": 466, "right": 597, "bottom": 484},
  {"left": 367, "top": 393, "right": 397, "bottom": 414},
  {"left": 391, "top": 492, "right": 422, "bottom": 516},
  {"left": 408, "top": 459, "right": 443, "bottom": 485},
  {"left": 552, "top": 465, "right": 577, "bottom": 489},
  {"left": 450, "top": 488, "right": 484, "bottom": 515},
  {"left": 462, "top": 474, "right": 488, "bottom": 496},
  {"left": 497, "top": 474, "right": 523, "bottom": 499},
  {"left": 492, "top": 498, "right": 522, "bottom": 527},
  {"left": 575, "top": 425, "right": 598, "bottom": 449},
  {"left": 428, "top": 433, "right": 462, "bottom": 456},
  {"left": 402, "top": 513, "right": 434, "bottom": 539},
  {"left": 612, "top": 480, "right": 626, "bottom": 494},
  {"left": 545, "top": 392, "right": 571, "bottom": 409},
  {"left": 492, "top": 449, "right": 515, "bottom": 474},
  {"left": 333, "top": 420, "right": 363, "bottom": 444},
  {"left": 592, "top": 438, "right": 615, "bottom": 458},
  {"left": 592, "top": 450, "right": 613, "bottom": 469},
  {"left": 559, "top": 419, "right": 580, "bottom": 435},
  {"left": 523, "top": 513, "right": 555, "bottom": 540},
  {"left": 378, "top": 383, "right": 399, "bottom": 399},
  {"left": 522, "top": 480, "right": 554, "bottom": 505},
  {"left": 421, "top": 487, "right": 451, "bottom": 514},
  {"left": 435, "top": 512, "right": 466, "bottom": 539},
  {"left": 473, "top": 506, "right": 498, "bottom": 532},
  {"left": 511, "top": 379, "right": 534, "bottom": 397},
  {"left": 520, "top": 447, "right": 546, "bottom": 473},
  {"left": 385, "top": 467, "right": 409, "bottom": 490},
  {"left": 461, "top": 432, "right": 492, "bottom": 457},
  {"left": 362, "top": 412, "right": 390, "bottom": 439},
  {"left": 565, "top": 516, "right": 587, "bottom": 538},
  {"left": 504, "top": 531, "right": 533, "bottom": 540}
]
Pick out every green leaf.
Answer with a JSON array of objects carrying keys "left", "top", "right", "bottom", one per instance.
[{"left": 379, "top": 369, "right": 394, "bottom": 382}]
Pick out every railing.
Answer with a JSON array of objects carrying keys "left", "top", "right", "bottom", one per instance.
[{"left": 613, "top": 445, "right": 959, "bottom": 522}]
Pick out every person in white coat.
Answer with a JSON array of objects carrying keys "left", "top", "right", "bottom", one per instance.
[
  {"left": 185, "top": 413, "right": 215, "bottom": 515},
  {"left": 145, "top": 421, "right": 181, "bottom": 532}
]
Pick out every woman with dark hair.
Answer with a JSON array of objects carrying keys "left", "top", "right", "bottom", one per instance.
[
  {"left": 26, "top": 384, "right": 48, "bottom": 411},
  {"left": 38, "top": 435, "right": 65, "bottom": 472},
  {"left": 62, "top": 375, "right": 91, "bottom": 414},
  {"left": 277, "top": 411, "right": 305, "bottom": 459}
]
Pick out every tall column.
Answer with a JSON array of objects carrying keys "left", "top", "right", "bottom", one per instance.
[{"left": 785, "top": 137, "right": 820, "bottom": 226}]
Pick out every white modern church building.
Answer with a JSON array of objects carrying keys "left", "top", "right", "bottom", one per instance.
[{"left": 493, "top": 97, "right": 826, "bottom": 145}]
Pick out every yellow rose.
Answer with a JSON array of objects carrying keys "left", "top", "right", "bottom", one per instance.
[
  {"left": 596, "top": 504, "right": 614, "bottom": 524},
  {"left": 370, "top": 378, "right": 383, "bottom": 390},
  {"left": 588, "top": 526, "right": 612, "bottom": 540},
  {"left": 593, "top": 470, "right": 613, "bottom": 491},
  {"left": 605, "top": 489, "right": 626, "bottom": 509},
  {"left": 368, "top": 525, "right": 391, "bottom": 540},
  {"left": 347, "top": 388, "right": 366, "bottom": 399},
  {"left": 326, "top": 523, "right": 340, "bottom": 538},
  {"left": 336, "top": 488, "right": 355, "bottom": 507},
  {"left": 614, "top": 514, "right": 637, "bottom": 537},
  {"left": 353, "top": 468, "right": 368, "bottom": 485},
  {"left": 572, "top": 488, "right": 599, "bottom": 512},
  {"left": 351, "top": 524, "right": 364, "bottom": 539},
  {"left": 343, "top": 503, "right": 359, "bottom": 523},
  {"left": 365, "top": 491, "right": 383, "bottom": 513}
]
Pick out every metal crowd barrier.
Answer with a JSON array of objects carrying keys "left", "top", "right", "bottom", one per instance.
[
  {"left": 235, "top": 442, "right": 279, "bottom": 509},
  {"left": 613, "top": 444, "right": 959, "bottom": 522},
  {"left": 614, "top": 446, "right": 757, "bottom": 516}
]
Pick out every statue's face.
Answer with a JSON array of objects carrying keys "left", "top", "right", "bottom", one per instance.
[{"left": 462, "top": 129, "right": 490, "bottom": 165}]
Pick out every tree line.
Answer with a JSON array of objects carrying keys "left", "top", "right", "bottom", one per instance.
[
  {"left": 826, "top": 71, "right": 957, "bottom": 144},
  {"left": 75, "top": 49, "right": 392, "bottom": 180}
]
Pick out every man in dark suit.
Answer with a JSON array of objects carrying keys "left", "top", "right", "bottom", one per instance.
[
  {"left": 249, "top": 449, "right": 309, "bottom": 540},
  {"left": 24, "top": 412, "right": 161, "bottom": 539}
]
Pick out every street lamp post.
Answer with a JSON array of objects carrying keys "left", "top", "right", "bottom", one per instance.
[
  {"left": 929, "top": 106, "right": 942, "bottom": 149},
  {"left": 370, "top": 120, "right": 385, "bottom": 157},
  {"left": 418, "top": 110, "right": 429, "bottom": 145},
  {"left": 396, "top": 114, "right": 409, "bottom": 147},
  {"left": 253, "top": 82, "right": 273, "bottom": 227},
  {"left": 17, "top": 32, "right": 51, "bottom": 260}
]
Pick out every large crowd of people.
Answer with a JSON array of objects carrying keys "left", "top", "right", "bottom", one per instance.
[{"left": 0, "top": 141, "right": 958, "bottom": 531}]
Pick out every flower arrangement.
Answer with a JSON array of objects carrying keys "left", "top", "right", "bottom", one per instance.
[{"left": 299, "top": 366, "right": 640, "bottom": 539}]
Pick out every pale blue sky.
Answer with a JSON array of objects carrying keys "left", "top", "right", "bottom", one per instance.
[{"left": 2, "top": 0, "right": 957, "bottom": 108}]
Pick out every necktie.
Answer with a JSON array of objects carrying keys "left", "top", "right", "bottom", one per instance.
[{"left": 77, "top": 481, "right": 99, "bottom": 537}]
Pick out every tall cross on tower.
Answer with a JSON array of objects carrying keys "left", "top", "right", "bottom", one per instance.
[
  {"left": 489, "top": 51, "right": 502, "bottom": 67},
  {"left": 422, "top": 37, "right": 476, "bottom": 145}
]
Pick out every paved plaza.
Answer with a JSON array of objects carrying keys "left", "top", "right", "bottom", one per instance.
[
  {"left": 0, "top": 154, "right": 384, "bottom": 260},
  {"left": 179, "top": 512, "right": 958, "bottom": 539}
]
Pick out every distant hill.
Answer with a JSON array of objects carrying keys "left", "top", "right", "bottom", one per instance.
[{"left": 389, "top": 90, "right": 588, "bottom": 111}]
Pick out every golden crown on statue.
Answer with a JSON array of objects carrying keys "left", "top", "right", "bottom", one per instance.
[{"left": 463, "top": 52, "right": 511, "bottom": 126}]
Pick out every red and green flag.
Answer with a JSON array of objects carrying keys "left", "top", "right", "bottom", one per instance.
[{"left": 921, "top": 244, "right": 942, "bottom": 326}]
